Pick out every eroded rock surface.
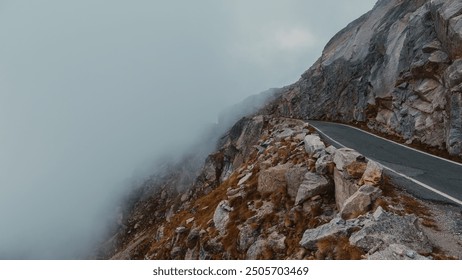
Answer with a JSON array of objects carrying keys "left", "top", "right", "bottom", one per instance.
[{"left": 268, "top": 0, "right": 462, "bottom": 158}]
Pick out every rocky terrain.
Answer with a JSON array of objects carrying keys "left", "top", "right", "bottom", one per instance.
[
  {"left": 98, "top": 0, "right": 462, "bottom": 260},
  {"left": 268, "top": 0, "right": 462, "bottom": 158},
  {"left": 100, "top": 116, "right": 461, "bottom": 260}
]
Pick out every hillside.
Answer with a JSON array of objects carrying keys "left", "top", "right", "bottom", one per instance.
[{"left": 99, "top": 0, "right": 462, "bottom": 260}]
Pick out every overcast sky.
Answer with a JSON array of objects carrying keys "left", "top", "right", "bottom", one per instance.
[{"left": 0, "top": 0, "right": 375, "bottom": 259}]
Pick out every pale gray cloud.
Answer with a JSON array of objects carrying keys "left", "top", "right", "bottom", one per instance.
[{"left": 0, "top": 0, "right": 375, "bottom": 259}]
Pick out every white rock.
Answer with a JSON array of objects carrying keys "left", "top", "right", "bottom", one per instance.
[
  {"left": 295, "top": 172, "right": 333, "bottom": 205},
  {"left": 304, "top": 134, "right": 326, "bottom": 156},
  {"left": 238, "top": 172, "right": 252, "bottom": 186},
  {"left": 359, "top": 160, "right": 383, "bottom": 186},
  {"left": 213, "top": 200, "right": 233, "bottom": 235},
  {"left": 299, "top": 217, "right": 349, "bottom": 250},
  {"left": 333, "top": 148, "right": 362, "bottom": 171},
  {"left": 340, "top": 184, "right": 382, "bottom": 219}
]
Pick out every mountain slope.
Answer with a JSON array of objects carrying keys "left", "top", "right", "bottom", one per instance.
[
  {"left": 268, "top": 0, "right": 462, "bottom": 158},
  {"left": 99, "top": 0, "right": 462, "bottom": 260}
]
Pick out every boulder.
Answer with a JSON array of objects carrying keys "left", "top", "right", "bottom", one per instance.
[
  {"left": 237, "top": 172, "right": 252, "bottom": 186},
  {"left": 359, "top": 160, "right": 383, "bottom": 186},
  {"left": 349, "top": 207, "right": 432, "bottom": 254},
  {"left": 257, "top": 164, "right": 291, "bottom": 195},
  {"left": 295, "top": 172, "right": 333, "bottom": 205},
  {"left": 213, "top": 200, "right": 233, "bottom": 235},
  {"left": 315, "top": 154, "right": 334, "bottom": 175},
  {"left": 325, "top": 145, "right": 337, "bottom": 155},
  {"left": 367, "top": 244, "right": 429, "bottom": 260},
  {"left": 246, "top": 238, "right": 267, "bottom": 259},
  {"left": 304, "top": 134, "right": 326, "bottom": 156},
  {"left": 299, "top": 217, "right": 351, "bottom": 250},
  {"left": 333, "top": 148, "right": 362, "bottom": 171},
  {"left": 238, "top": 224, "right": 259, "bottom": 252},
  {"left": 285, "top": 165, "right": 309, "bottom": 199},
  {"left": 275, "top": 128, "right": 294, "bottom": 141},
  {"left": 267, "top": 231, "right": 286, "bottom": 253},
  {"left": 333, "top": 168, "right": 359, "bottom": 210},
  {"left": 340, "top": 185, "right": 382, "bottom": 219}
]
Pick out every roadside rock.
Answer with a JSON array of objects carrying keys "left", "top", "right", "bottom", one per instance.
[
  {"left": 325, "top": 145, "right": 337, "bottom": 155},
  {"left": 333, "top": 168, "right": 359, "bottom": 210},
  {"left": 275, "top": 128, "right": 295, "bottom": 141},
  {"left": 350, "top": 207, "right": 432, "bottom": 254},
  {"left": 368, "top": 244, "right": 429, "bottom": 260},
  {"left": 304, "top": 134, "right": 326, "bottom": 157},
  {"left": 286, "top": 165, "right": 310, "bottom": 200},
  {"left": 315, "top": 154, "right": 334, "bottom": 175},
  {"left": 340, "top": 185, "right": 382, "bottom": 219},
  {"left": 333, "top": 148, "right": 362, "bottom": 171},
  {"left": 295, "top": 172, "right": 333, "bottom": 205},
  {"left": 359, "top": 161, "right": 383, "bottom": 186}
]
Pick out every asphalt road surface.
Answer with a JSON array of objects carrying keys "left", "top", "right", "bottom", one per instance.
[{"left": 309, "top": 121, "right": 462, "bottom": 206}]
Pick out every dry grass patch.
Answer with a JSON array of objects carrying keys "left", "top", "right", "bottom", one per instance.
[
  {"left": 315, "top": 236, "right": 364, "bottom": 260},
  {"left": 373, "top": 177, "right": 438, "bottom": 229}
]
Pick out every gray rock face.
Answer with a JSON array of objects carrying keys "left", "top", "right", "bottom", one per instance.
[
  {"left": 246, "top": 238, "right": 267, "bottom": 260},
  {"left": 238, "top": 224, "right": 258, "bottom": 252},
  {"left": 350, "top": 207, "right": 432, "bottom": 254},
  {"left": 213, "top": 200, "right": 233, "bottom": 235},
  {"left": 368, "top": 244, "right": 429, "bottom": 260},
  {"left": 295, "top": 172, "right": 333, "bottom": 205},
  {"left": 340, "top": 185, "right": 382, "bottom": 219},
  {"left": 359, "top": 160, "right": 383, "bottom": 186},
  {"left": 299, "top": 217, "right": 350, "bottom": 250},
  {"left": 315, "top": 154, "right": 334, "bottom": 175},
  {"left": 304, "top": 134, "right": 326, "bottom": 157},
  {"left": 285, "top": 165, "right": 309, "bottom": 199},
  {"left": 258, "top": 164, "right": 291, "bottom": 195},
  {"left": 333, "top": 148, "right": 362, "bottom": 171},
  {"left": 333, "top": 168, "right": 359, "bottom": 210},
  {"left": 267, "top": 231, "right": 286, "bottom": 253},
  {"left": 268, "top": 0, "right": 462, "bottom": 158}
]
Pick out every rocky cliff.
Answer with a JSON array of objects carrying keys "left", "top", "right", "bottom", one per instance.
[
  {"left": 269, "top": 0, "right": 462, "bottom": 158},
  {"left": 101, "top": 115, "right": 461, "bottom": 260},
  {"left": 98, "top": 0, "right": 462, "bottom": 259}
]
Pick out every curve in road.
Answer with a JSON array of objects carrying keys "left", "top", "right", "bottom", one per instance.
[{"left": 309, "top": 121, "right": 462, "bottom": 207}]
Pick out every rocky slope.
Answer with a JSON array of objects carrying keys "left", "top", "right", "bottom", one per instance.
[
  {"left": 268, "top": 0, "right": 462, "bottom": 158},
  {"left": 101, "top": 116, "right": 461, "bottom": 259},
  {"left": 98, "top": 0, "right": 462, "bottom": 259}
]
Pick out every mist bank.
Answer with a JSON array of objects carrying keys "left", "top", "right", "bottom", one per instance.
[
  {"left": 96, "top": 89, "right": 281, "bottom": 258},
  {"left": 0, "top": 0, "right": 374, "bottom": 259}
]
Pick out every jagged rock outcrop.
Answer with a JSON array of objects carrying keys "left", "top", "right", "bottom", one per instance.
[{"left": 268, "top": 0, "right": 462, "bottom": 158}]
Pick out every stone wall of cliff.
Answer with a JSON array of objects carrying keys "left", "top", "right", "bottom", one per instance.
[{"left": 270, "top": 0, "right": 462, "bottom": 157}]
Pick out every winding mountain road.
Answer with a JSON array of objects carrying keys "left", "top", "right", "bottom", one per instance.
[{"left": 309, "top": 121, "right": 462, "bottom": 207}]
